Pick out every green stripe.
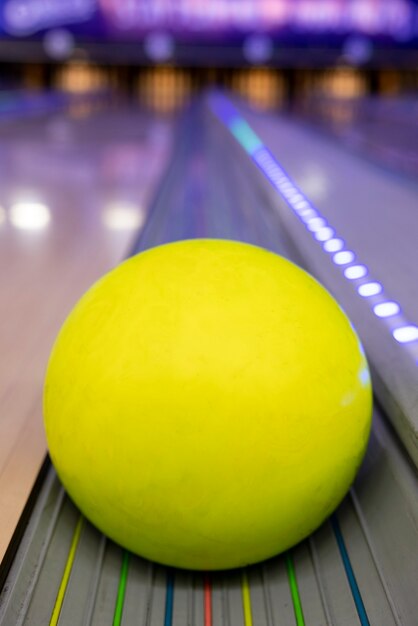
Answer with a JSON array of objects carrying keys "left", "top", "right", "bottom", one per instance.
[
  {"left": 113, "top": 551, "right": 130, "bottom": 626},
  {"left": 286, "top": 552, "right": 305, "bottom": 626}
]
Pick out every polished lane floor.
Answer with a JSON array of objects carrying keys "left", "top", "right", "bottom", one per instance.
[{"left": 0, "top": 102, "right": 174, "bottom": 562}]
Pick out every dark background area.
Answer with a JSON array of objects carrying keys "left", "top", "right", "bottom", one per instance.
[{"left": 0, "top": 0, "right": 415, "bottom": 112}]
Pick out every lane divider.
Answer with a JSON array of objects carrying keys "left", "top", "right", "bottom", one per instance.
[
  {"left": 210, "top": 93, "right": 418, "bottom": 361},
  {"left": 49, "top": 515, "right": 84, "bottom": 626}
]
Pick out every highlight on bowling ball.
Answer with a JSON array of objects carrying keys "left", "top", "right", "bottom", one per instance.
[{"left": 44, "top": 238, "right": 372, "bottom": 570}]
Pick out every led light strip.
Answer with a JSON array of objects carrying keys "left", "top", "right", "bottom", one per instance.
[{"left": 211, "top": 95, "right": 418, "bottom": 358}]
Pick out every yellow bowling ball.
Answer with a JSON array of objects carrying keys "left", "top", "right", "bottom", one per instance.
[{"left": 44, "top": 239, "right": 372, "bottom": 570}]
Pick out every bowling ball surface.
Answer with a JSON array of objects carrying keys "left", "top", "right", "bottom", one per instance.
[{"left": 44, "top": 239, "right": 372, "bottom": 570}]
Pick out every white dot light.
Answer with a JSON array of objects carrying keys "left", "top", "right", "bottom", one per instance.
[
  {"left": 373, "top": 302, "right": 401, "bottom": 318},
  {"left": 359, "top": 367, "right": 370, "bottom": 386},
  {"left": 103, "top": 202, "right": 145, "bottom": 231},
  {"left": 44, "top": 29, "right": 75, "bottom": 60},
  {"left": 323, "top": 238, "right": 344, "bottom": 252},
  {"left": 300, "top": 208, "right": 317, "bottom": 220},
  {"left": 393, "top": 326, "right": 418, "bottom": 343},
  {"left": 344, "top": 265, "right": 368, "bottom": 280},
  {"left": 307, "top": 217, "right": 327, "bottom": 232},
  {"left": 243, "top": 34, "right": 273, "bottom": 64},
  {"left": 315, "top": 227, "right": 334, "bottom": 242},
  {"left": 10, "top": 201, "right": 51, "bottom": 230},
  {"left": 144, "top": 32, "right": 174, "bottom": 62},
  {"left": 333, "top": 251, "right": 355, "bottom": 265},
  {"left": 358, "top": 282, "right": 383, "bottom": 297},
  {"left": 291, "top": 194, "right": 304, "bottom": 204}
]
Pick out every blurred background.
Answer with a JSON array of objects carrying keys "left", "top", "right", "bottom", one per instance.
[
  {"left": 0, "top": 0, "right": 416, "bottom": 178},
  {"left": 0, "top": 0, "right": 417, "bottom": 108}
]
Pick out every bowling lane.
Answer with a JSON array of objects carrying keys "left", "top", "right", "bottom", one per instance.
[
  {"left": 2, "top": 99, "right": 416, "bottom": 626},
  {"left": 0, "top": 104, "right": 174, "bottom": 563},
  {"left": 210, "top": 94, "right": 418, "bottom": 467}
]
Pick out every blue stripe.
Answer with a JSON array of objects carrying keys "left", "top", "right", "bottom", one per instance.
[
  {"left": 331, "top": 515, "right": 370, "bottom": 626},
  {"left": 164, "top": 570, "right": 174, "bottom": 626}
]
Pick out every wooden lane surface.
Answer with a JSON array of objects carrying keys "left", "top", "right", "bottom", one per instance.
[{"left": 0, "top": 106, "right": 173, "bottom": 563}]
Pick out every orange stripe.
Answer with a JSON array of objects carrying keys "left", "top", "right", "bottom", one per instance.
[{"left": 204, "top": 575, "right": 212, "bottom": 626}]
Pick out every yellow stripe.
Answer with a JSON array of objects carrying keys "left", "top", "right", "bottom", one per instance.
[
  {"left": 50, "top": 516, "right": 84, "bottom": 626},
  {"left": 242, "top": 570, "right": 253, "bottom": 626}
]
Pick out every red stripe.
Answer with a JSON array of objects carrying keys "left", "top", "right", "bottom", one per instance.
[{"left": 204, "top": 575, "right": 212, "bottom": 626}]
